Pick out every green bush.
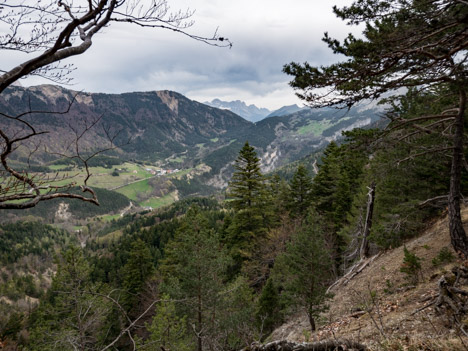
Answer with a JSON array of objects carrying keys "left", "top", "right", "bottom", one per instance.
[
  {"left": 432, "top": 247, "right": 455, "bottom": 267},
  {"left": 400, "top": 246, "right": 422, "bottom": 284}
]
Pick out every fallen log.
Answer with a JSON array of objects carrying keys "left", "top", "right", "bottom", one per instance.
[{"left": 243, "top": 339, "right": 367, "bottom": 351}]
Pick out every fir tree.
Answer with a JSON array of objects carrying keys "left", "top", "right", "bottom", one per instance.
[
  {"left": 122, "top": 239, "right": 155, "bottom": 309},
  {"left": 159, "top": 206, "right": 231, "bottom": 351},
  {"left": 228, "top": 141, "right": 265, "bottom": 214},
  {"left": 287, "top": 164, "right": 313, "bottom": 218},
  {"left": 227, "top": 142, "right": 269, "bottom": 267},
  {"left": 311, "top": 141, "right": 341, "bottom": 222},
  {"left": 272, "top": 213, "right": 333, "bottom": 332}
]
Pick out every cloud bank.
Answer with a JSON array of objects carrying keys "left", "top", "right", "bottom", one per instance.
[{"left": 1, "top": 0, "right": 357, "bottom": 110}]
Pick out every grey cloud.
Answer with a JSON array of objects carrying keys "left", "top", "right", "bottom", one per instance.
[{"left": 3, "top": 0, "right": 356, "bottom": 109}]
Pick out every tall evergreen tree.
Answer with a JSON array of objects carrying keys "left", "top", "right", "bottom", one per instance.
[
  {"left": 272, "top": 213, "right": 333, "bottom": 332},
  {"left": 287, "top": 164, "right": 313, "bottom": 218},
  {"left": 121, "top": 239, "right": 155, "bottom": 309},
  {"left": 311, "top": 141, "right": 341, "bottom": 222},
  {"left": 284, "top": 0, "right": 468, "bottom": 257},
  {"left": 228, "top": 141, "right": 265, "bottom": 214},
  {"left": 227, "top": 142, "right": 269, "bottom": 266},
  {"left": 159, "top": 206, "right": 231, "bottom": 351}
]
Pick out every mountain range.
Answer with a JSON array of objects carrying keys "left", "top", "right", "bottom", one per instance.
[
  {"left": 204, "top": 98, "right": 271, "bottom": 122},
  {"left": 204, "top": 99, "right": 309, "bottom": 122},
  {"left": 0, "top": 85, "right": 382, "bottom": 187}
]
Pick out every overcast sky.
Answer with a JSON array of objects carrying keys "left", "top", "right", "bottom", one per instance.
[{"left": 4, "top": 0, "right": 358, "bottom": 110}]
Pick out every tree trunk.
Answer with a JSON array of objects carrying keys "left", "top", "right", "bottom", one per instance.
[
  {"left": 198, "top": 283, "right": 203, "bottom": 351},
  {"left": 307, "top": 312, "right": 316, "bottom": 332},
  {"left": 360, "top": 182, "right": 375, "bottom": 259},
  {"left": 448, "top": 88, "right": 468, "bottom": 258}
]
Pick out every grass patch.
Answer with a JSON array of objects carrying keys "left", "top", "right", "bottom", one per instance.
[
  {"left": 210, "top": 138, "right": 219, "bottom": 142},
  {"left": 41, "top": 162, "right": 157, "bottom": 190},
  {"left": 48, "top": 164, "right": 70, "bottom": 171},
  {"left": 141, "top": 193, "right": 176, "bottom": 209},
  {"left": 100, "top": 214, "right": 122, "bottom": 222},
  {"left": 170, "top": 157, "right": 185, "bottom": 163},
  {"left": 115, "top": 179, "right": 151, "bottom": 201},
  {"left": 297, "top": 120, "right": 333, "bottom": 136}
]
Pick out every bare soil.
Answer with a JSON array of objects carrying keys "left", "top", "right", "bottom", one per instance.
[{"left": 270, "top": 208, "right": 468, "bottom": 350}]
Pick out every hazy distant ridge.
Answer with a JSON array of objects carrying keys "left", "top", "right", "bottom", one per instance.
[
  {"left": 204, "top": 98, "right": 271, "bottom": 122},
  {"left": 267, "top": 104, "right": 308, "bottom": 118}
]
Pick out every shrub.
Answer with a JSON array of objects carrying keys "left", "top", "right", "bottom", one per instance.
[
  {"left": 400, "top": 246, "right": 422, "bottom": 284},
  {"left": 432, "top": 247, "right": 455, "bottom": 267}
]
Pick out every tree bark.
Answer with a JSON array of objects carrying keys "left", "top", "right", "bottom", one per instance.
[
  {"left": 307, "top": 312, "right": 316, "bottom": 332},
  {"left": 198, "top": 278, "right": 203, "bottom": 351},
  {"left": 360, "top": 182, "right": 375, "bottom": 259},
  {"left": 448, "top": 88, "right": 468, "bottom": 258}
]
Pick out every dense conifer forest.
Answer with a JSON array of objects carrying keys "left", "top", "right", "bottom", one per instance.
[{"left": 2, "top": 97, "right": 466, "bottom": 348}]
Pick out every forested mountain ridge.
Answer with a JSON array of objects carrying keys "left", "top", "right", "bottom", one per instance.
[
  {"left": 0, "top": 85, "right": 250, "bottom": 161},
  {"left": 0, "top": 84, "right": 381, "bottom": 190}
]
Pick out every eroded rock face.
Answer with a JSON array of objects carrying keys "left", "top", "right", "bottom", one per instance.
[{"left": 55, "top": 202, "right": 72, "bottom": 221}]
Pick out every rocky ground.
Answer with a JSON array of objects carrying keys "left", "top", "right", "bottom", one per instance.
[{"left": 269, "top": 208, "right": 468, "bottom": 350}]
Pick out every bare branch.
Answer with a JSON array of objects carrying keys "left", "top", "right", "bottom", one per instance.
[
  {"left": 397, "top": 147, "right": 454, "bottom": 165},
  {"left": 0, "top": 0, "right": 230, "bottom": 210}
]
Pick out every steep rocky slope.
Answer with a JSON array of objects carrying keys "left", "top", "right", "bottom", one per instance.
[{"left": 269, "top": 208, "right": 468, "bottom": 350}]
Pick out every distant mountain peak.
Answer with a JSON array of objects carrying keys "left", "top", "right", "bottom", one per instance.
[{"left": 204, "top": 99, "right": 271, "bottom": 123}]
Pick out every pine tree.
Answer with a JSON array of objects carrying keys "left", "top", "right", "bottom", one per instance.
[
  {"left": 159, "top": 206, "right": 231, "bottom": 351},
  {"left": 227, "top": 141, "right": 269, "bottom": 267},
  {"left": 272, "top": 213, "right": 333, "bottom": 332},
  {"left": 122, "top": 239, "right": 155, "bottom": 309},
  {"left": 287, "top": 164, "right": 313, "bottom": 218},
  {"left": 284, "top": 0, "right": 468, "bottom": 257}
]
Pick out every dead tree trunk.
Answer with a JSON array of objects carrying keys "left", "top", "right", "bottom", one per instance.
[{"left": 360, "top": 182, "right": 375, "bottom": 259}]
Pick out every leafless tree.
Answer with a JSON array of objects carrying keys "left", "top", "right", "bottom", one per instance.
[{"left": 0, "top": 0, "right": 230, "bottom": 210}]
